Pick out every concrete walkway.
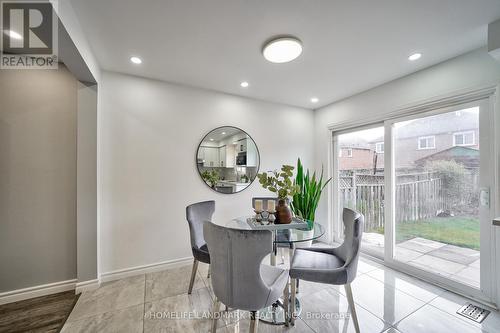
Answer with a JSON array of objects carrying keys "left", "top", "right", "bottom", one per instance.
[{"left": 361, "top": 233, "right": 480, "bottom": 288}]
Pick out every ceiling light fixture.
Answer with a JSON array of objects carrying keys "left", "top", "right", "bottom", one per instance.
[
  {"left": 240, "top": 81, "right": 249, "bottom": 88},
  {"left": 408, "top": 53, "right": 422, "bottom": 61},
  {"left": 209, "top": 138, "right": 214, "bottom": 141},
  {"left": 311, "top": 97, "right": 319, "bottom": 103},
  {"left": 130, "top": 56, "right": 142, "bottom": 64},
  {"left": 6, "top": 30, "right": 22, "bottom": 40},
  {"left": 221, "top": 132, "right": 226, "bottom": 135},
  {"left": 262, "top": 36, "right": 303, "bottom": 63}
]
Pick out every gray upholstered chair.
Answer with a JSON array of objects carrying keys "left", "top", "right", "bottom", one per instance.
[
  {"left": 186, "top": 200, "right": 215, "bottom": 294},
  {"left": 289, "top": 208, "right": 364, "bottom": 332},
  {"left": 204, "top": 222, "right": 289, "bottom": 333}
]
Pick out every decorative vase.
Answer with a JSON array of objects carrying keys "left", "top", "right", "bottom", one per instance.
[{"left": 276, "top": 199, "right": 292, "bottom": 224}]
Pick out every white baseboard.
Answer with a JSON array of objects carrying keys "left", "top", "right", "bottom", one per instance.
[
  {"left": 0, "top": 257, "right": 194, "bottom": 305},
  {"left": 0, "top": 279, "right": 77, "bottom": 305},
  {"left": 75, "top": 279, "right": 100, "bottom": 294},
  {"left": 100, "top": 257, "right": 193, "bottom": 283}
]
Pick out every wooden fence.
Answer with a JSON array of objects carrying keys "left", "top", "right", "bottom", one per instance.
[{"left": 339, "top": 172, "right": 447, "bottom": 232}]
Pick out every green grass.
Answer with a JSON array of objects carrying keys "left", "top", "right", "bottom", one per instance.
[{"left": 394, "top": 217, "right": 480, "bottom": 250}]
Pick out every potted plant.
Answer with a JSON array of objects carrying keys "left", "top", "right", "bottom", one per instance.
[
  {"left": 201, "top": 170, "right": 220, "bottom": 189},
  {"left": 291, "top": 158, "right": 331, "bottom": 246},
  {"left": 257, "top": 165, "right": 299, "bottom": 224}
]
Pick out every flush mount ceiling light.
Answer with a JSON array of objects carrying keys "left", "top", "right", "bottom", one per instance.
[
  {"left": 311, "top": 97, "right": 319, "bottom": 103},
  {"left": 408, "top": 53, "right": 422, "bottom": 61},
  {"left": 5, "top": 30, "right": 22, "bottom": 40},
  {"left": 262, "top": 36, "right": 303, "bottom": 63},
  {"left": 240, "top": 81, "right": 249, "bottom": 88},
  {"left": 130, "top": 56, "right": 142, "bottom": 64}
]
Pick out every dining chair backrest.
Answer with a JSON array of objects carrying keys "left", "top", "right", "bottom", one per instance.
[
  {"left": 186, "top": 201, "right": 215, "bottom": 250},
  {"left": 251, "top": 197, "right": 278, "bottom": 211},
  {"left": 337, "top": 208, "right": 364, "bottom": 281},
  {"left": 204, "top": 222, "right": 273, "bottom": 310}
]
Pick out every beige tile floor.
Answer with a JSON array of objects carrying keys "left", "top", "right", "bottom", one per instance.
[{"left": 62, "top": 251, "right": 499, "bottom": 333}]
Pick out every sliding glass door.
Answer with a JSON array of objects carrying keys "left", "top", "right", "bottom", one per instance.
[
  {"left": 334, "top": 125, "right": 385, "bottom": 258},
  {"left": 333, "top": 99, "right": 495, "bottom": 302}
]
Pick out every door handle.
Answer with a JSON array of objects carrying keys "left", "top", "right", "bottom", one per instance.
[{"left": 493, "top": 218, "right": 500, "bottom": 227}]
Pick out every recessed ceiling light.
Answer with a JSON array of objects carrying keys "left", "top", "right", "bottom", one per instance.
[
  {"left": 240, "top": 81, "right": 249, "bottom": 88},
  {"left": 221, "top": 132, "right": 226, "bottom": 135},
  {"left": 408, "top": 53, "right": 422, "bottom": 61},
  {"left": 130, "top": 56, "right": 142, "bottom": 64},
  {"left": 311, "top": 97, "right": 319, "bottom": 103},
  {"left": 209, "top": 138, "right": 214, "bottom": 141},
  {"left": 262, "top": 37, "right": 303, "bottom": 63},
  {"left": 5, "top": 30, "right": 22, "bottom": 40}
]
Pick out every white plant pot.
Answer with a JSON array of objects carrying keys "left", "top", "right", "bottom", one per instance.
[{"left": 294, "top": 228, "right": 314, "bottom": 248}]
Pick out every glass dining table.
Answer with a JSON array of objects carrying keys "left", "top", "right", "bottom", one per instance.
[{"left": 218, "top": 216, "right": 326, "bottom": 325}]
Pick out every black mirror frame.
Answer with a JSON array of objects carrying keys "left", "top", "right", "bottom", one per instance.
[{"left": 195, "top": 126, "right": 260, "bottom": 194}]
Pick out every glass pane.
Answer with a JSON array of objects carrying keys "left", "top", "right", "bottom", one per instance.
[
  {"left": 337, "top": 126, "right": 385, "bottom": 257},
  {"left": 394, "top": 107, "right": 480, "bottom": 288}
]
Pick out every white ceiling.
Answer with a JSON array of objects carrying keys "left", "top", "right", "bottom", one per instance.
[{"left": 70, "top": 0, "right": 500, "bottom": 109}]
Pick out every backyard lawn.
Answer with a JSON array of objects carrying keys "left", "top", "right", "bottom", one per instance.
[{"left": 395, "top": 217, "right": 480, "bottom": 250}]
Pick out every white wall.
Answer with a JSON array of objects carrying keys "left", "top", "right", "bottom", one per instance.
[
  {"left": 314, "top": 48, "right": 500, "bottom": 238},
  {"left": 99, "top": 71, "right": 315, "bottom": 274}
]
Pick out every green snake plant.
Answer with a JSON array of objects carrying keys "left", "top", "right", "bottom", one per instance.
[{"left": 291, "top": 158, "right": 332, "bottom": 224}]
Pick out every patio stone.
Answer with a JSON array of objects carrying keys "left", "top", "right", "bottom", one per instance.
[
  {"left": 394, "top": 246, "right": 423, "bottom": 262},
  {"left": 470, "top": 259, "right": 480, "bottom": 268},
  {"left": 408, "top": 254, "right": 466, "bottom": 276},
  {"left": 397, "top": 237, "right": 447, "bottom": 254},
  {"left": 427, "top": 245, "right": 479, "bottom": 265},
  {"left": 452, "top": 266, "right": 480, "bottom": 288}
]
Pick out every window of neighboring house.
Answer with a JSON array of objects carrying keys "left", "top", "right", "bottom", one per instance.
[
  {"left": 342, "top": 148, "right": 353, "bottom": 157},
  {"left": 453, "top": 131, "right": 475, "bottom": 146},
  {"left": 417, "top": 136, "right": 435, "bottom": 150},
  {"left": 375, "top": 142, "right": 384, "bottom": 153}
]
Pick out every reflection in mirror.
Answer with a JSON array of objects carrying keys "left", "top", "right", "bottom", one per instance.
[{"left": 196, "top": 126, "right": 260, "bottom": 194}]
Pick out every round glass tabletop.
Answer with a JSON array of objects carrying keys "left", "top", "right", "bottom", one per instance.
[{"left": 221, "top": 216, "right": 325, "bottom": 244}]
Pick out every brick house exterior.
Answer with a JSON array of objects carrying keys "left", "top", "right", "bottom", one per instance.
[{"left": 339, "top": 109, "right": 479, "bottom": 171}]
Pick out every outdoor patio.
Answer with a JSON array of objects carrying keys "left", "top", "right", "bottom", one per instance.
[{"left": 362, "top": 233, "right": 480, "bottom": 288}]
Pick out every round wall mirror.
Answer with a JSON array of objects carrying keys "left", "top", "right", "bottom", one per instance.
[{"left": 196, "top": 126, "right": 260, "bottom": 194}]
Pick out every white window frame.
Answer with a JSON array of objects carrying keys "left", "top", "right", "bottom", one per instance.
[
  {"left": 328, "top": 86, "right": 498, "bottom": 307},
  {"left": 417, "top": 135, "right": 436, "bottom": 150},
  {"left": 375, "top": 142, "right": 384, "bottom": 153},
  {"left": 453, "top": 131, "right": 475, "bottom": 147}
]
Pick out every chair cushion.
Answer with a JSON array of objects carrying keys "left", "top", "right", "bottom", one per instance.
[
  {"left": 290, "top": 248, "right": 348, "bottom": 285},
  {"left": 260, "top": 264, "right": 289, "bottom": 307},
  {"left": 192, "top": 244, "right": 210, "bottom": 264}
]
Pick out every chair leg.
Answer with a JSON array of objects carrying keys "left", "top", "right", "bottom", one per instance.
[
  {"left": 290, "top": 277, "right": 297, "bottom": 326},
  {"left": 280, "top": 248, "right": 285, "bottom": 265},
  {"left": 211, "top": 297, "right": 221, "bottom": 333},
  {"left": 188, "top": 259, "right": 198, "bottom": 294},
  {"left": 249, "top": 311, "right": 258, "bottom": 333},
  {"left": 296, "top": 279, "right": 300, "bottom": 294},
  {"left": 207, "top": 264, "right": 211, "bottom": 279},
  {"left": 344, "top": 283, "right": 360, "bottom": 333},
  {"left": 283, "top": 277, "right": 290, "bottom": 326}
]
